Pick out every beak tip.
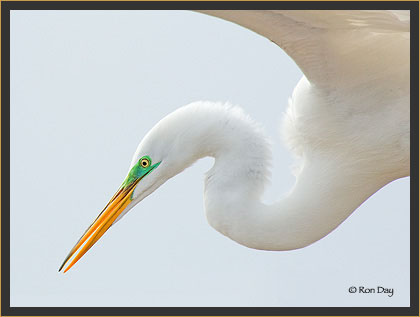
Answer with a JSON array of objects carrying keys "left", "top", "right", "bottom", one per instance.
[
  {"left": 60, "top": 180, "right": 138, "bottom": 274},
  {"left": 58, "top": 258, "right": 68, "bottom": 273}
]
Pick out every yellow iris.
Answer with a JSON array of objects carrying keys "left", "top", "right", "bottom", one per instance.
[{"left": 140, "top": 157, "right": 150, "bottom": 168}]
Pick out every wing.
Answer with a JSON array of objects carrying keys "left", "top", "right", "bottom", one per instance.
[{"left": 197, "top": 10, "right": 409, "bottom": 91}]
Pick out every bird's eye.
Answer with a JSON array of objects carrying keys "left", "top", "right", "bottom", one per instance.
[{"left": 140, "top": 157, "right": 150, "bottom": 168}]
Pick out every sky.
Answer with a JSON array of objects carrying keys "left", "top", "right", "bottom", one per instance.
[{"left": 10, "top": 10, "right": 410, "bottom": 307}]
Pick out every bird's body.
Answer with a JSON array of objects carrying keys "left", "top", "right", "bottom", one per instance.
[{"left": 60, "top": 10, "right": 410, "bottom": 272}]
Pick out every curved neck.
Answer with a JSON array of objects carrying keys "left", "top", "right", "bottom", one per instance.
[{"left": 161, "top": 102, "right": 397, "bottom": 251}]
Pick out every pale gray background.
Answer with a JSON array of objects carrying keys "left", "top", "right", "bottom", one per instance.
[{"left": 10, "top": 10, "right": 410, "bottom": 307}]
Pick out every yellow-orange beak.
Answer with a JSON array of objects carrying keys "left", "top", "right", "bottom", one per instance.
[{"left": 59, "top": 178, "right": 141, "bottom": 273}]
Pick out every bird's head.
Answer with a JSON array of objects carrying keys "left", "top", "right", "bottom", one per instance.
[{"left": 59, "top": 103, "right": 210, "bottom": 273}]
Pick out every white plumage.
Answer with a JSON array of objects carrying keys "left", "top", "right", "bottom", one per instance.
[
  {"left": 60, "top": 10, "right": 410, "bottom": 271},
  {"left": 125, "top": 10, "right": 409, "bottom": 248}
]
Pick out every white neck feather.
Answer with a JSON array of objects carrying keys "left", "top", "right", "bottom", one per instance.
[{"left": 147, "top": 101, "right": 405, "bottom": 250}]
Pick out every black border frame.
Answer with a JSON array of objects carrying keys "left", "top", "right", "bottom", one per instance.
[{"left": 1, "top": 1, "right": 419, "bottom": 316}]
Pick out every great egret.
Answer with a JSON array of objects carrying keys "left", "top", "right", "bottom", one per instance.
[{"left": 60, "top": 10, "right": 410, "bottom": 273}]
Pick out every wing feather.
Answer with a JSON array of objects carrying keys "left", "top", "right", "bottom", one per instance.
[{"left": 198, "top": 10, "right": 409, "bottom": 91}]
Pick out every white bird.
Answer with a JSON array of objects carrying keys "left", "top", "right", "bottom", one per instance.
[{"left": 60, "top": 10, "right": 410, "bottom": 272}]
